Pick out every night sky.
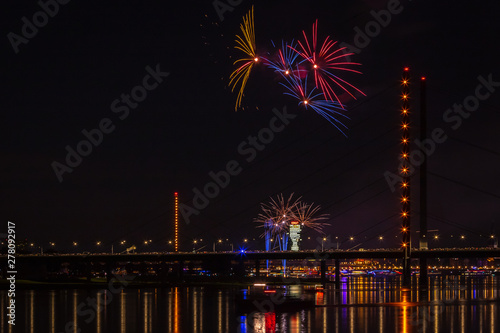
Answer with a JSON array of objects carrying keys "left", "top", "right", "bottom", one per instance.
[{"left": 2, "top": 0, "right": 500, "bottom": 251}]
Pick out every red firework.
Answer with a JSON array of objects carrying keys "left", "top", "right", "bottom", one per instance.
[{"left": 290, "top": 20, "right": 365, "bottom": 108}]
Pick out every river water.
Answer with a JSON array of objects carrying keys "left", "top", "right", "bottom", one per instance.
[{"left": 1, "top": 276, "right": 499, "bottom": 332}]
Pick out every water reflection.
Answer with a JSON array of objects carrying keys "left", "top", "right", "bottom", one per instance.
[
  {"left": 173, "top": 287, "right": 179, "bottom": 333},
  {"left": 143, "top": 290, "right": 153, "bottom": 333},
  {"left": 120, "top": 291, "right": 126, "bottom": 333},
  {"left": 50, "top": 290, "right": 55, "bottom": 333},
  {"left": 96, "top": 291, "right": 101, "bottom": 333},
  {"left": 0, "top": 276, "right": 499, "bottom": 332}
]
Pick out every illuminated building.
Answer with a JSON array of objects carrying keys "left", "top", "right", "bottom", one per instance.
[{"left": 289, "top": 221, "right": 302, "bottom": 251}]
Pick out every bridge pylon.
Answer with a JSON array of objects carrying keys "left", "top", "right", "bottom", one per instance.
[
  {"left": 400, "top": 67, "right": 412, "bottom": 287},
  {"left": 419, "top": 76, "right": 429, "bottom": 289},
  {"left": 419, "top": 76, "right": 429, "bottom": 251}
]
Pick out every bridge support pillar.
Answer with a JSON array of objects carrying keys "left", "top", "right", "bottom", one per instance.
[
  {"left": 255, "top": 259, "right": 260, "bottom": 278},
  {"left": 320, "top": 260, "right": 326, "bottom": 284},
  {"left": 86, "top": 262, "right": 92, "bottom": 283},
  {"left": 105, "top": 263, "right": 113, "bottom": 283},
  {"left": 177, "top": 261, "right": 184, "bottom": 279},
  {"left": 419, "top": 257, "right": 428, "bottom": 289},
  {"left": 235, "top": 258, "right": 245, "bottom": 278},
  {"left": 335, "top": 259, "right": 341, "bottom": 289},
  {"left": 160, "top": 262, "right": 168, "bottom": 285},
  {"left": 403, "top": 248, "right": 411, "bottom": 287}
]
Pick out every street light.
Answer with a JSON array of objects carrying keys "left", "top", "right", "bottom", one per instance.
[
  {"left": 213, "top": 239, "right": 223, "bottom": 252},
  {"left": 166, "top": 240, "right": 173, "bottom": 252},
  {"left": 321, "top": 237, "right": 327, "bottom": 251},
  {"left": 94, "top": 241, "right": 102, "bottom": 253}
]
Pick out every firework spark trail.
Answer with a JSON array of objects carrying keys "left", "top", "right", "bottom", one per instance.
[
  {"left": 290, "top": 19, "right": 365, "bottom": 108},
  {"left": 306, "top": 100, "right": 349, "bottom": 135},
  {"left": 262, "top": 40, "right": 306, "bottom": 77},
  {"left": 229, "top": 6, "right": 258, "bottom": 111},
  {"left": 293, "top": 201, "right": 329, "bottom": 233},
  {"left": 280, "top": 70, "right": 349, "bottom": 136}
]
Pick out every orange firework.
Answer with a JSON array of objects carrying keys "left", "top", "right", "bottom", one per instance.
[{"left": 229, "top": 6, "right": 257, "bottom": 111}]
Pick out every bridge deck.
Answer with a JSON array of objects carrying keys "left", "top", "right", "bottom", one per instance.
[{"left": 4, "top": 248, "right": 499, "bottom": 264}]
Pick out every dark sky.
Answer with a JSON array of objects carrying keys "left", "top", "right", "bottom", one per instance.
[{"left": 2, "top": 0, "right": 500, "bottom": 251}]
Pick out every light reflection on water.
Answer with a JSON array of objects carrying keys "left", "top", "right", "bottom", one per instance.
[{"left": 0, "top": 276, "right": 498, "bottom": 332}]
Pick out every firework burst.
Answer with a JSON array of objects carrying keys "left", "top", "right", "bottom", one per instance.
[
  {"left": 227, "top": 11, "right": 364, "bottom": 131},
  {"left": 255, "top": 193, "right": 329, "bottom": 240},
  {"left": 229, "top": 6, "right": 258, "bottom": 111},
  {"left": 262, "top": 40, "right": 306, "bottom": 77},
  {"left": 290, "top": 20, "right": 365, "bottom": 108},
  {"left": 293, "top": 201, "right": 329, "bottom": 233},
  {"left": 254, "top": 193, "right": 301, "bottom": 238},
  {"left": 280, "top": 71, "right": 349, "bottom": 135}
]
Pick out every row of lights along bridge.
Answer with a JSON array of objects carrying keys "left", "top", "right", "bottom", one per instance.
[{"left": 4, "top": 234, "right": 497, "bottom": 254}]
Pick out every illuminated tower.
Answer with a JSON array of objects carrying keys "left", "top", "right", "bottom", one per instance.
[
  {"left": 174, "top": 192, "right": 179, "bottom": 252},
  {"left": 400, "top": 67, "right": 411, "bottom": 286},
  {"left": 289, "top": 221, "right": 302, "bottom": 251}
]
